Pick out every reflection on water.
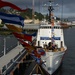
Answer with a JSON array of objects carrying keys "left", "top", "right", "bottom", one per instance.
[{"left": 53, "top": 28, "right": 75, "bottom": 75}]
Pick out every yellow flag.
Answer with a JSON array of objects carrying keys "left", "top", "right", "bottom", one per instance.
[{"left": 6, "top": 24, "right": 23, "bottom": 33}]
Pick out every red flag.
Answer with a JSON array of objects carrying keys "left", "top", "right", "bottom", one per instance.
[
  {"left": 33, "top": 50, "right": 41, "bottom": 58},
  {"left": 31, "top": 48, "right": 45, "bottom": 58},
  {"left": 18, "top": 39, "right": 30, "bottom": 47},
  {"left": 0, "top": 0, "right": 27, "bottom": 12},
  {"left": 18, "top": 39, "right": 35, "bottom": 53},
  {"left": 13, "top": 32, "right": 32, "bottom": 42}
]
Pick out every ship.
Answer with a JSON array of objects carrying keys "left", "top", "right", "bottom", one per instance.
[
  {"left": 5, "top": 0, "right": 67, "bottom": 75},
  {"left": 35, "top": 0, "right": 67, "bottom": 75}
]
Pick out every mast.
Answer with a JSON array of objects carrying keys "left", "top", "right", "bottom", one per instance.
[
  {"left": 43, "top": 0, "right": 58, "bottom": 44},
  {"left": 48, "top": 0, "right": 54, "bottom": 23},
  {"left": 48, "top": 0, "right": 55, "bottom": 44},
  {"left": 32, "top": 0, "right": 35, "bottom": 23}
]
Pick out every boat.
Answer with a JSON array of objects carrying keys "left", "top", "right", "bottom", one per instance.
[
  {"left": 5, "top": 0, "right": 67, "bottom": 75},
  {"left": 60, "top": 22, "right": 70, "bottom": 28},
  {"left": 35, "top": 0, "right": 67, "bottom": 75}
]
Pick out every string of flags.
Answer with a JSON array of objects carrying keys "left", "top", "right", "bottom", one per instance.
[
  {"left": 0, "top": 12, "right": 24, "bottom": 26},
  {"left": 0, "top": 0, "right": 45, "bottom": 64},
  {"left": 0, "top": 0, "right": 28, "bottom": 12},
  {"left": 0, "top": 0, "right": 28, "bottom": 26},
  {"left": 6, "top": 24, "right": 45, "bottom": 64},
  {"left": 51, "top": 13, "right": 55, "bottom": 43}
]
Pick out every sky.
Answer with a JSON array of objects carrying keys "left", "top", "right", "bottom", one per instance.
[{"left": 2, "top": 0, "right": 75, "bottom": 18}]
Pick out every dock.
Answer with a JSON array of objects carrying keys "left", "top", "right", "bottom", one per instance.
[
  {"left": 0, "top": 45, "right": 24, "bottom": 68},
  {"left": 0, "top": 44, "right": 48, "bottom": 75}
]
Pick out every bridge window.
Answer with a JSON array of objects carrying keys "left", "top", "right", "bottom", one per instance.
[{"left": 40, "top": 26, "right": 61, "bottom": 29}]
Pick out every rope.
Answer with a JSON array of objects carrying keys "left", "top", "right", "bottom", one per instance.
[
  {"left": 38, "top": 65, "right": 44, "bottom": 75},
  {"left": 29, "top": 64, "right": 37, "bottom": 75}
]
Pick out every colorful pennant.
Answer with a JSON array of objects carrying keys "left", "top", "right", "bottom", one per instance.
[
  {"left": 0, "top": 0, "right": 28, "bottom": 12},
  {"left": 0, "top": 12, "right": 24, "bottom": 26},
  {"left": 13, "top": 32, "right": 32, "bottom": 42},
  {"left": 6, "top": 24, "right": 23, "bottom": 32}
]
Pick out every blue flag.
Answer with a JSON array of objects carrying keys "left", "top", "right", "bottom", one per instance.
[
  {"left": 0, "top": 12, "right": 24, "bottom": 26},
  {"left": 22, "top": 31, "right": 37, "bottom": 36}
]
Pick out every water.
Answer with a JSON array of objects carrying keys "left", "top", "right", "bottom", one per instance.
[
  {"left": 55, "top": 27, "right": 75, "bottom": 75},
  {"left": 0, "top": 35, "right": 18, "bottom": 57},
  {"left": 1, "top": 28, "right": 75, "bottom": 75}
]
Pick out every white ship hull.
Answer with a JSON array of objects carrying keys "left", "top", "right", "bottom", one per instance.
[
  {"left": 41, "top": 50, "right": 66, "bottom": 75},
  {"left": 35, "top": 1, "right": 67, "bottom": 74}
]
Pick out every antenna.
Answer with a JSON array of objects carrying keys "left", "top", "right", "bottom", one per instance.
[
  {"left": 49, "top": 0, "right": 54, "bottom": 2},
  {"left": 48, "top": 1, "right": 54, "bottom": 23},
  {"left": 43, "top": 0, "right": 58, "bottom": 23},
  {"left": 43, "top": 0, "right": 54, "bottom": 23}
]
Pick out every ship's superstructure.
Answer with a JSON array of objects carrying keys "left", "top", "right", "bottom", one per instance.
[{"left": 35, "top": 0, "right": 67, "bottom": 74}]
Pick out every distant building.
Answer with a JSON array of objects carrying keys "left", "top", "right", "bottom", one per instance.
[
  {"left": 72, "top": 21, "right": 75, "bottom": 23},
  {"left": 72, "top": 21, "right": 75, "bottom": 25},
  {"left": 0, "top": 19, "right": 2, "bottom": 24},
  {"left": 24, "top": 19, "right": 40, "bottom": 24}
]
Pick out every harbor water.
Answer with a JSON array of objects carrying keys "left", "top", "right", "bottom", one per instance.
[
  {"left": 0, "top": 28, "right": 75, "bottom": 75},
  {"left": 55, "top": 27, "right": 75, "bottom": 75},
  {"left": 0, "top": 35, "right": 18, "bottom": 57}
]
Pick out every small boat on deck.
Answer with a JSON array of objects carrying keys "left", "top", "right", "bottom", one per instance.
[{"left": 60, "top": 22, "right": 69, "bottom": 28}]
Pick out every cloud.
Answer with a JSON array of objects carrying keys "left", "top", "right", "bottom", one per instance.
[{"left": 2, "top": 0, "right": 75, "bottom": 17}]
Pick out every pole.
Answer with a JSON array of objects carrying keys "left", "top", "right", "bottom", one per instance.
[
  {"left": 32, "top": 0, "right": 35, "bottom": 23},
  {"left": 4, "top": 37, "right": 6, "bottom": 55},
  {"left": 61, "top": 0, "right": 63, "bottom": 22}
]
